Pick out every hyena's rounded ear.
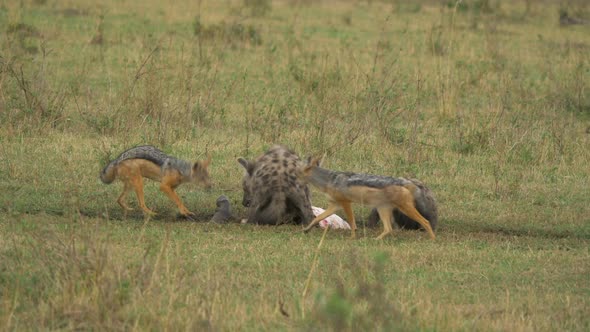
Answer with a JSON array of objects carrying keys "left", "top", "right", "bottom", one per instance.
[
  {"left": 237, "top": 157, "right": 248, "bottom": 169},
  {"left": 237, "top": 157, "right": 254, "bottom": 175}
]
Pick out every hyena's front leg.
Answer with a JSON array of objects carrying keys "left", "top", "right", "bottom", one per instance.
[{"left": 290, "top": 193, "right": 316, "bottom": 225}]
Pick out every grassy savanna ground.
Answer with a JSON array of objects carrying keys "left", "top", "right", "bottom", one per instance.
[{"left": 1, "top": 0, "right": 589, "bottom": 330}]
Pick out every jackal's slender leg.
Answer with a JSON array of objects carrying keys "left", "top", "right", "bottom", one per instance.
[
  {"left": 302, "top": 204, "right": 340, "bottom": 233},
  {"left": 375, "top": 207, "right": 394, "bottom": 240},
  {"left": 395, "top": 198, "right": 436, "bottom": 240},
  {"left": 117, "top": 180, "right": 134, "bottom": 212},
  {"left": 130, "top": 175, "right": 155, "bottom": 216},
  {"left": 160, "top": 175, "right": 194, "bottom": 217},
  {"left": 340, "top": 201, "right": 357, "bottom": 239}
]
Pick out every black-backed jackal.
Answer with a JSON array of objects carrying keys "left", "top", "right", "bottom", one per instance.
[
  {"left": 100, "top": 145, "right": 211, "bottom": 218},
  {"left": 299, "top": 158, "right": 436, "bottom": 240}
]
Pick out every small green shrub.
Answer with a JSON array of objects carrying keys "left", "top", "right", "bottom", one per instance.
[
  {"left": 193, "top": 18, "right": 262, "bottom": 47},
  {"left": 244, "top": 0, "right": 272, "bottom": 17}
]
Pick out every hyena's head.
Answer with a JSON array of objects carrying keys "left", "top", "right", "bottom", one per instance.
[
  {"left": 191, "top": 154, "right": 212, "bottom": 189},
  {"left": 237, "top": 157, "right": 255, "bottom": 207}
]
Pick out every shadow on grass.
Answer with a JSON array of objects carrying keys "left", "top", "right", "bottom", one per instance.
[
  {"left": 2, "top": 206, "right": 216, "bottom": 223},
  {"left": 476, "top": 224, "right": 589, "bottom": 240},
  {"left": 445, "top": 220, "right": 590, "bottom": 241},
  {"left": 4, "top": 206, "right": 589, "bottom": 241}
]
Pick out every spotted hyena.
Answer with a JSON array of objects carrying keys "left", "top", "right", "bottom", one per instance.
[{"left": 237, "top": 145, "right": 314, "bottom": 225}]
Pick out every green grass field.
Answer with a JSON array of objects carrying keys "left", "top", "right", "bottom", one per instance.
[{"left": 1, "top": 0, "right": 589, "bottom": 330}]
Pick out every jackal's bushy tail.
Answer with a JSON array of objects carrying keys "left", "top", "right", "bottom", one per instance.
[
  {"left": 99, "top": 145, "right": 169, "bottom": 184},
  {"left": 100, "top": 161, "right": 117, "bottom": 184}
]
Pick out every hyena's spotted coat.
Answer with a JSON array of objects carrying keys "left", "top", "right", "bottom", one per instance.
[{"left": 238, "top": 145, "right": 314, "bottom": 225}]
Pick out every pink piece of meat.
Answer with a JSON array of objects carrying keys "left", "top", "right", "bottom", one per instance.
[{"left": 312, "top": 206, "right": 351, "bottom": 230}]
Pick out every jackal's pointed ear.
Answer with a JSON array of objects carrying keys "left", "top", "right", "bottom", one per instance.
[
  {"left": 238, "top": 157, "right": 254, "bottom": 175},
  {"left": 202, "top": 154, "right": 212, "bottom": 168},
  {"left": 307, "top": 156, "right": 321, "bottom": 168},
  {"left": 300, "top": 156, "right": 321, "bottom": 178},
  {"left": 192, "top": 161, "right": 203, "bottom": 172}
]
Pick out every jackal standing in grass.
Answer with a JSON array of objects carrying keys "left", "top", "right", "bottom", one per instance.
[
  {"left": 299, "top": 158, "right": 435, "bottom": 240},
  {"left": 100, "top": 145, "right": 212, "bottom": 218}
]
